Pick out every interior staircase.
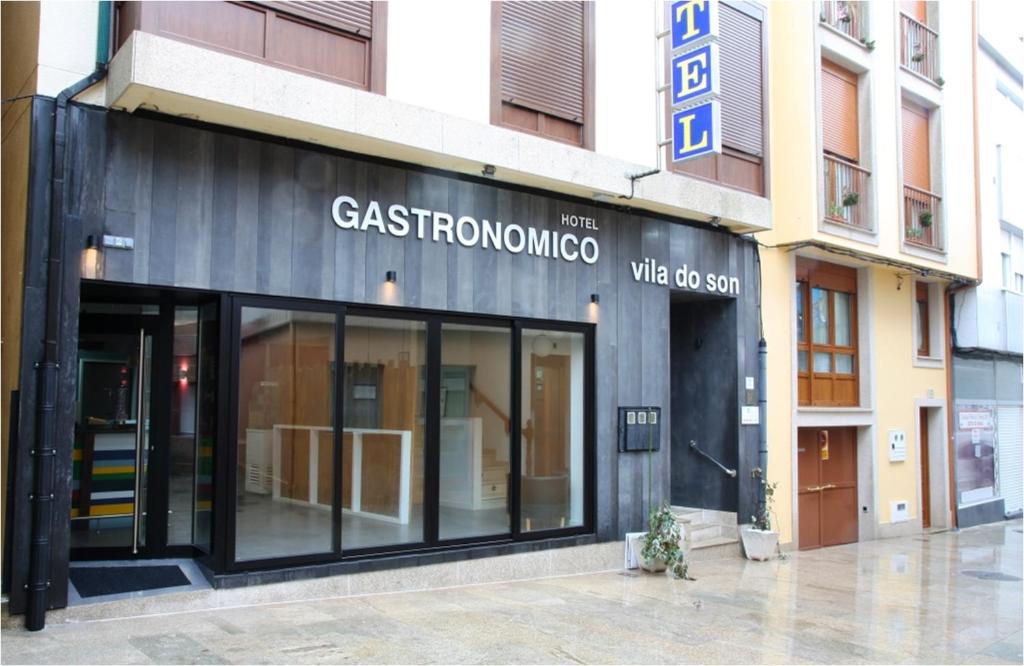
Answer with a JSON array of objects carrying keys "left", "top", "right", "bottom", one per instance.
[{"left": 672, "top": 506, "right": 742, "bottom": 561}]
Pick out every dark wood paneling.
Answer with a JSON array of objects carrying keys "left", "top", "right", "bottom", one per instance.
[{"left": 49, "top": 108, "right": 763, "bottom": 574}]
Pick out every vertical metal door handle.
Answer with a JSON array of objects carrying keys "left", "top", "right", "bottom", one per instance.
[{"left": 132, "top": 328, "right": 146, "bottom": 554}]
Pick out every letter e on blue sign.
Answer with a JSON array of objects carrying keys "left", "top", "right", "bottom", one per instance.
[
  {"left": 671, "top": 0, "right": 717, "bottom": 51},
  {"left": 672, "top": 101, "right": 721, "bottom": 163},
  {"left": 671, "top": 43, "right": 718, "bottom": 106}
]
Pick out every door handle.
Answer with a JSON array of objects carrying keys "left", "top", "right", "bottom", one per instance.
[
  {"left": 821, "top": 483, "right": 837, "bottom": 490},
  {"left": 804, "top": 485, "right": 822, "bottom": 492}
]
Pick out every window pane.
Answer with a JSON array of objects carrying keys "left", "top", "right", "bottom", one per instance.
[
  {"left": 193, "top": 302, "right": 217, "bottom": 551},
  {"left": 834, "top": 292, "right": 852, "bottom": 346},
  {"left": 235, "top": 307, "right": 335, "bottom": 561},
  {"left": 342, "top": 316, "right": 426, "bottom": 549},
  {"left": 814, "top": 352, "right": 832, "bottom": 373},
  {"left": 798, "top": 350, "right": 808, "bottom": 372},
  {"left": 796, "top": 284, "right": 806, "bottom": 343},
  {"left": 812, "top": 288, "right": 830, "bottom": 344},
  {"left": 521, "top": 329, "right": 585, "bottom": 532},
  {"left": 168, "top": 306, "right": 198, "bottom": 546},
  {"left": 836, "top": 353, "right": 854, "bottom": 374},
  {"left": 439, "top": 324, "right": 511, "bottom": 540}
]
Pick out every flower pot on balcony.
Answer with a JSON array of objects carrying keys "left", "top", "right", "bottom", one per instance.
[
  {"left": 919, "top": 211, "right": 933, "bottom": 228},
  {"left": 841, "top": 192, "right": 860, "bottom": 207}
]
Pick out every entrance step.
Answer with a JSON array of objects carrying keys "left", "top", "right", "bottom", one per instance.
[{"left": 671, "top": 505, "right": 741, "bottom": 561}]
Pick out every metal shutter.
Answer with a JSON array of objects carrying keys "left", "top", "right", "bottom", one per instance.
[
  {"left": 821, "top": 60, "right": 859, "bottom": 162},
  {"left": 901, "top": 103, "right": 931, "bottom": 189},
  {"left": 719, "top": 3, "right": 763, "bottom": 157},
  {"left": 998, "top": 406, "right": 1023, "bottom": 514},
  {"left": 265, "top": 1, "right": 373, "bottom": 36},
  {"left": 500, "top": 1, "right": 585, "bottom": 122}
]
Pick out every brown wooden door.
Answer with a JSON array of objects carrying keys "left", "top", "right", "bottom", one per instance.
[
  {"left": 798, "top": 427, "right": 859, "bottom": 550},
  {"left": 529, "top": 354, "right": 569, "bottom": 476},
  {"left": 920, "top": 409, "right": 931, "bottom": 528}
]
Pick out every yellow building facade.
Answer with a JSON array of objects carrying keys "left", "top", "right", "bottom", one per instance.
[{"left": 761, "top": 1, "right": 979, "bottom": 548}]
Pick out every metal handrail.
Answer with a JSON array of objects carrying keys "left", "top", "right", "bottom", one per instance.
[
  {"left": 899, "top": 12, "right": 938, "bottom": 39},
  {"left": 689, "top": 440, "right": 737, "bottom": 478}
]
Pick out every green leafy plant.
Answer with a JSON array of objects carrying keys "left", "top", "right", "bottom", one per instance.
[
  {"left": 641, "top": 504, "right": 693, "bottom": 580},
  {"left": 906, "top": 226, "right": 924, "bottom": 240},
  {"left": 919, "top": 210, "right": 933, "bottom": 227},
  {"left": 750, "top": 479, "right": 778, "bottom": 532},
  {"left": 860, "top": 38, "right": 876, "bottom": 51},
  {"left": 934, "top": 76, "right": 945, "bottom": 87},
  {"left": 841, "top": 191, "right": 860, "bottom": 207},
  {"left": 828, "top": 204, "right": 847, "bottom": 218},
  {"left": 911, "top": 49, "right": 926, "bottom": 63}
]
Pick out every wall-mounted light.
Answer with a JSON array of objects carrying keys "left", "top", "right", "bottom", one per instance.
[
  {"left": 590, "top": 293, "right": 600, "bottom": 305},
  {"left": 81, "top": 235, "right": 103, "bottom": 280},
  {"left": 385, "top": 270, "right": 397, "bottom": 283},
  {"left": 481, "top": 164, "right": 496, "bottom": 177}
]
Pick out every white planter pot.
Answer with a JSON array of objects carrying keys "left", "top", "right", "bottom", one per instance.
[
  {"left": 740, "top": 527, "right": 779, "bottom": 561},
  {"left": 629, "top": 533, "right": 668, "bottom": 572}
]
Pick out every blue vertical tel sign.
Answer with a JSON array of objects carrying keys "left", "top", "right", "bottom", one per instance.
[{"left": 669, "top": 0, "right": 721, "bottom": 163}]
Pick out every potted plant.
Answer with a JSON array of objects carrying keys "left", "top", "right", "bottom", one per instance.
[
  {"left": 740, "top": 478, "right": 779, "bottom": 561},
  {"left": 906, "top": 227, "right": 924, "bottom": 240},
  {"left": 918, "top": 210, "right": 933, "bottom": 227},
  {"left": 841, "top": 191, "right": 860, "bottom": 207},
  {"left": 911, "top": 49, "right": 926, "bottom": 63},
  {"left": 631, "top": 503, "right": 691, "bottom": 579}
]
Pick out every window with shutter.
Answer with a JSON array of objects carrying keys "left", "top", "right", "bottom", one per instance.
[
  {"left": 116, "top": 1, "right": 386, "bottom": 93},
  {"left": 901, "top": 102, "right": 930, "bottom": 190},
  {"left": 491, "top": 1, "right": 595, "bottom": 149},
  {"left": 821, "top": 60, "right": 859, "bottom": 163},
  {"left": 669, "top": 1, "right": 766, "bottom": 196}
]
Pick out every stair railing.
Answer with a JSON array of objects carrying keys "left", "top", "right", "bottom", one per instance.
[{"left": 689, "top": 440, "right": 737, "bottom": 478}]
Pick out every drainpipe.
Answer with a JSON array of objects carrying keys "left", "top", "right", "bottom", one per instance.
[
  {"left": 26, "top": 1, "right": 112, "bottom": 632},
  {"left": 758, "top": 338, "right": 768, "bottom": 511}
]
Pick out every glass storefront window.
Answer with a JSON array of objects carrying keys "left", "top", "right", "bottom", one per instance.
[
  {"left": 521, "top": 330, "right": 585, "bottom": 532},
  {"left": 168, "top": 306, "right": 198, "bottom": 546},
  {"left": 438, "top": 323, "right": 511, "bottom": 540},
  {"left": 342, "top": 316, "right": 426, "bottom": 549},
  {"left": 235, "top": 306, "right": 336, "bottom": 561}
]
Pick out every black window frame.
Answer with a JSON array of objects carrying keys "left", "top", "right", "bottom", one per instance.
[{"left": 222, "top": 294, "right": 595, "bottom": 573}]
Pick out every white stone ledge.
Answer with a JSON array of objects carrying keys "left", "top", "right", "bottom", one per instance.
[{"left": 105, "top": 32, "right": 772, "bottom": 233}]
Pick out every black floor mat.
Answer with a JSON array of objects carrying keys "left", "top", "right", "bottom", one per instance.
[{"left": 70, "top": 565, "right": 191, "bottom": 598}]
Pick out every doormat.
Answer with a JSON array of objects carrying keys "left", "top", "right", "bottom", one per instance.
[{"left": 70, "top": 565, "right": 191, "bottom": 598}]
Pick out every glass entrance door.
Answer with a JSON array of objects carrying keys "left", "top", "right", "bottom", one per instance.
[
  {"left": 71, "top": 297, "right": 219, "bottom": 559},
  {"left": 72, "top": 311, "right": 156, "bottom": 553}
]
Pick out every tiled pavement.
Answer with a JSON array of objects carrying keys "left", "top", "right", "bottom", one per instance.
[{"left": 2, "top": 520, "right": 1021, "bottom": 664}]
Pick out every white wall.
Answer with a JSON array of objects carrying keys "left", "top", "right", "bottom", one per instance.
[
  {"left": 959, "top": 8, "right": 1024, "bottom": 355},
  {"left": 593, "top": 0, "right": 658, "bottom": 167},
  {"left": 36, "top": 0, "right": 98, "bottom": 96},
  {"left": 386, "top": 1, "right": 491, "bottom": 125}
]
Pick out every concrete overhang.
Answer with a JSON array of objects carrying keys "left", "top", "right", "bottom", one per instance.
[{"left": 102, "top": 32, "right": 772, "bottom": 234}]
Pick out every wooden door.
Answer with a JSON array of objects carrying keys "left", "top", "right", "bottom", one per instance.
[
  {"left": 798, "top": 427, "right": 859, "bottom": 550},
  {"left": 920, "top": 409, "right": 931, "bottom": 528},
  {"left": 529, "top": 354, "right": 569, "bottom": 476}
]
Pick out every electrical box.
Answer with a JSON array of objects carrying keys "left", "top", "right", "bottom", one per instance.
[
  {"left": 618, "top": 407, "right": 661, "bottom": 452},
  {"left": 890, "top": 500, "right": 910, "bottom": 522},
  {"left": 888, "top": 429, "right": 907, "bottom": 462}
]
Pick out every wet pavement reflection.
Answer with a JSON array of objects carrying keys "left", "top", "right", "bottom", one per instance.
[{"left": 2, "top": 520, "right": 1021, "bottom": 664}]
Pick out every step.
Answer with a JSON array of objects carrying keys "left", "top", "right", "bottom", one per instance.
[
  {"left": 686, "top": 522, "right": 738, "bottom": 544},
  {"left": 672, "top": 506, "right": 738, "bottom": 527},
  {"left": 686, "top": 536, "right": 742, "bottom": 562}
]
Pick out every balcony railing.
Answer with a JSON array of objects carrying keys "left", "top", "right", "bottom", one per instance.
[
  {"left": 903, "top": 184, "right": 943, "bottom": 250},
  {"left": 824, "top": 154, "right": 871, "bottom": 230},
  {"left": 900, "top": 13, "right": 940, "bottom": 83},
  {"left": 821, "top": 1, "right": 869, "bottom": 43}
]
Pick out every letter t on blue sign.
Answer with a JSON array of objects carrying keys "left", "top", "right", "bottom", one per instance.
[
  {"left": 671, "top": 0, "right": 716, "bottom": 50},
  {"left": 672, "top": 101, "right": 721, "bottom": 163},
  {"left": 671, "top": 43, "right": 717, "bottom": 106}
]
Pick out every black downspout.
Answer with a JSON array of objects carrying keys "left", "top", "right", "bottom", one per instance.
[{"left": 26, "top": 4, "right": 112, "bottom": 630}]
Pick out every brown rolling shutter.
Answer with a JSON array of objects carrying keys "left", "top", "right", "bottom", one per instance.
[
  {"left": 719, "top": 2, "right": 763, "bottom": 157},
  {"left": 901, "top": 102, "right": 930, "bottom": 189},
  {"left": 500, "top": 1, "right": 585, "bottom": 122},
  {"left": 263, "top": 1, "right": 373, "bottom": 36},
  {"left": 901, "top": 0, "right": 926, "bottom": 22},
  {"left": 821, "top": 60, "right": 859, "bottom": 162}
]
